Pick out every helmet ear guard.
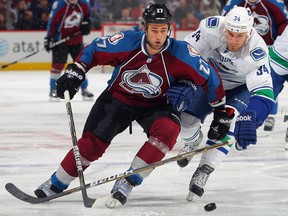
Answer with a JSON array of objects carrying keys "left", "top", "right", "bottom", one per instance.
[{"left": 224, "top": 6, "right": 254, "bottom": 35}]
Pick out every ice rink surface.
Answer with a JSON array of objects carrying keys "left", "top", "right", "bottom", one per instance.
[{"left": 1, "top": 70, "right": 288, "bottom": 216}]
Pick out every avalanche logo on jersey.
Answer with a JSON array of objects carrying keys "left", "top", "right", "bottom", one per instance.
[
  {"left": 187, "top": 44, "right": 200, "bottom": 57},
  {"left": 64, "top": 11, "right": 81, "bottom": 28},
  {"left": 250, "top": 47, "right": 267, "bottom": 61},
  {"left": 252, "top": 12, "right": 269, "bottom": 36},
  {"left": 109, "top": 33, "right": 124, "bottom": 45},
  {"left": 120, "top": 64, "right": 163, "bottom": 98}
]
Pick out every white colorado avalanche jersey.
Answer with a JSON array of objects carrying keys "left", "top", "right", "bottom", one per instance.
[{"left": 184, "top": 16, "right": 273, "bottom": 92}]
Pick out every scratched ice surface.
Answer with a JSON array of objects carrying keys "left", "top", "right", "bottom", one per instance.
[{"left": 1, "top": 70, "right": 288, "bottom": 216}]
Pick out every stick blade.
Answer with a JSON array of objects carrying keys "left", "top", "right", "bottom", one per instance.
[{"left": 5, "top": 183, "right": 45, "bottom": 204}]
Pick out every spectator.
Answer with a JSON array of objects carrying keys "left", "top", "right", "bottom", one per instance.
[
  {"left": 0, "top": 0, "right": 6, "bottom": 30},
  {"left": 16, "top": 9, "right": 37, "bottom": 29},
  {"left": 174, "top": 0, "right": 192, "bottom": 28},
  {"left": 192, "top": 0, "right": 206, "bottom": 21},
  {"left": 131, "top": 3, "right": 145, "bottom": 21},
  {"left": 110, "top": 0, "right": 138, "bottom": 21},
  {"left": 33, "top": 0, "right": 51, "bottom": 29},
  {"left": 121, "top": 0, "right": 138, "bottom": 12},
  {"left": 181, "top": 11, "right": 199, "bottom": 30},
  {"left": 205, "top": 0, "right": 222, "bottom": 17},
  {"left": 109, "top": 1, "right": 123, "bottom": 20},
  {"left": 0, "top": 0, "right": 6, "bottom": 16},
  {"left": 152, "top": 0, "right": 178, "bottom": 14},
  {"left": 119, "top": 7, "right": 132, "bottom": 22},
  {"left": 90, "top": 0, "right": 102, "bottom": 29},
  {"left": 0, "top": 13, "right": 6, "bottom": 30},
  {"left": 12, "top": 0, "right": 27, "bottom": 29},
  {"left": 38, "top": 11, "right": 49, "bottom": 29}
]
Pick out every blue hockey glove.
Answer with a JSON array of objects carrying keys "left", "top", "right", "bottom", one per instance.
[
  {"left": 234, "top": 110, "right": 257, "bottom": 150},
  {"left": 208, "top": 107, "right": 234, "bottom": 140},
  {"left": 166, "top": 81, "right": 197, "bottom": 112},
  {"left": 56, "top": 63, "right": 86, "bottom": 99}
]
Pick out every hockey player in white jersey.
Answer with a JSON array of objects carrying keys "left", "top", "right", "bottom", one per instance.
[
  {"left": 166, "top": 6, "right": 275, "bottom": 200},
  {"left": 268, "top": 26, "right": 288, "bottom": 145}
]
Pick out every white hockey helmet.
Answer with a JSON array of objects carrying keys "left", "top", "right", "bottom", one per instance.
[{"left": 225, "top": 6, "right": 254, "bottom": 34}]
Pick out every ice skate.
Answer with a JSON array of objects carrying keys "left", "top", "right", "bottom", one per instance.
[
  {"left": 34, "top": 178, "right": 63, "bottom": 198},
  {"left": 186, "top": 164, "right": 214, "bottom": 201},
  {"left": 285, "top": 127, "right": 288, "bottom": 150},
  {"left": 264, "top": 116, "right": 275, "bottom": 131},
  {"left": 177, "top": 131, "right": 203, "bottom": 168},
  {"left": 81, "top": 89, "right": 94, "bottom": 101},
  {"left": 49, "top": 89, "right": 60, "bottom": 102},
  {"left": 285, "top": 127, "right": 288, "bottom": 144},
  {"left": 105, "top": 178, "right": 134, "bottom": 208}
]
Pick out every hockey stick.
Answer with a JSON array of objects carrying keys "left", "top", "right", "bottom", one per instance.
[
  {"left": 0, "top": 32, "right": 81, "bottom": 69},
  {"left": 5, "top": 140, "right": 229, "bottom": 206},
  {"left": 64, "top": 91, "right": 96, "bottom": 207}
]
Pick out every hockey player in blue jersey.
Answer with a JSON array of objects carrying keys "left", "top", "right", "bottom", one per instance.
[{"left": 34, "top": 3, "right": 234, "bottom": 207}]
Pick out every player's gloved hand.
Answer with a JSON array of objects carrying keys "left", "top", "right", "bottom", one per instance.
[
  {"left": 44, "top": 36, "right": 54, "bottom": 52},
  {"left": 56, "top": 63, "right": 86, "bottom": 99},
  {"left": 166, "top": 81, "right": 197, "bottom": 112},
  {"left": 234, "top": 110, "right": 257, "bottom": 151},
  {"left": 208, "top": 107, "right": 234, "bottom": 140},
  {"left": 80, "top": 19, "right": 90, "bottom": 35}
]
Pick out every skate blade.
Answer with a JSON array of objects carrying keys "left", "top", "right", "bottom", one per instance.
[
  {"left": 91, "top": 194, "right": 113, "bottom": 208},
  {"left": 105, "top": 195, "right": 123, "bottom": 208},
  {"left": 49, "top": 97, "right": 60, "bottom": 102},
  {"left": 186, "top": 191, "right": 194, "bottom": 202},
  {"left": 82, "top": 96, "right": 94, "bottom": 101}
]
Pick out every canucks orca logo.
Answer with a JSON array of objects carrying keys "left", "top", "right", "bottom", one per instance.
[
  {"left": 0, "top": 38, "right": 9, "bottom": 57},
  {"left": 120, "top": 65, "right": 163, "bottom": 98},
  {"left": 250, "top": 47, "right": 266, "bottom": 61},
  {"left": 206, "top": 17, "right": 219, "bottom": 28}
]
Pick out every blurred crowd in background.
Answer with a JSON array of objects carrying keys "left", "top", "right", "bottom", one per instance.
[
  {"left": 0, "top": 0, "right": 226, "bottom": 31},
  {"left": 1, "top": 0, "right": 288, "bottom": 31}
]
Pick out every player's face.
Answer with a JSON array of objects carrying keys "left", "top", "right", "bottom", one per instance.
[
  {"left": 145, "top": 23, "right": 169, "bottom": 55},
  {"left": 225, "top": 30, "right": 248, "bottom": 52}
]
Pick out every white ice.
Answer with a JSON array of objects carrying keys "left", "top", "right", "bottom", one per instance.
[{"left": 1, "top": 70, "right": 288, "bottom": 216}]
